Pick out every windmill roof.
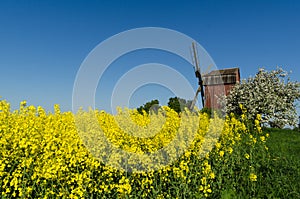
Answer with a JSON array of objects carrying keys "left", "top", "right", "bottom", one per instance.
[
  {"left": 202, "top": 67, "right": 240, "bottom": 85},
  {"left": 203, "top": 67, "right": 240, "bottom": 77}
]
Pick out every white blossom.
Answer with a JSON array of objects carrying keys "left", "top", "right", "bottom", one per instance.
[{"left": 219, "top": 67, "right": 300, "bottom": 128}]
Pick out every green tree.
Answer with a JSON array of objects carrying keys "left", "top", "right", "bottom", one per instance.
[
  {"left": 137, "top": 99, "right": 160, "bottom": 115},
  {"left": 167, "top": 97, "right": 192, "bottom": 113}
]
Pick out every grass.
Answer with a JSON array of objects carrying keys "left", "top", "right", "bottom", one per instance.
[
  {"left": 221, "top": 127, "right": 300, "bottom": 199},
  {"left": 258, "top": 128, "right": 300, "bottom": 198}
]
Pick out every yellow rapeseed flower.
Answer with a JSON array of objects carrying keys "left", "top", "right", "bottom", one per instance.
[{"left": 249, "top": 173, "right": 257, "bottom": 182}]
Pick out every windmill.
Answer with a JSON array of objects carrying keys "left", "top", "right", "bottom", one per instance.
[{"left": 189, "top": 42, "right": 211, "bottom": 110}]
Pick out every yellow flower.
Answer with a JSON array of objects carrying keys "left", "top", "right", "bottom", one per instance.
[
  {"left": 209, "top": 172, "right": 215, "bottom": 179},
  {"left": 245, "top": 153, "right": 250, "bottom": 159},
  {"left": 249, "top": 173, "right": 257, "bottom": 182},
  {"left": 255, "top": 119, "right": 260, "bottom": 127},
  {"left": 219, "top": 151, "right": 225, "bottom": 157},
  {"left": 228, "top": 147, "right": 233, "bottom": 154},
  {"left": 215, "top": 142, "right": 221, "bottom": 149},
  {"left": 20, "top": 100, "right": 27, "bottom": 107},
  {"left": 0, "top": 98, "right": 265, "bottom": 198},
  {"left": 199, "top": 185, "right": 204, "bottom": 191},
  {"left": 201, "top": 177, "right": 207, "bottom": 185},
  {"left": 256, "top": 114, "right": 262, "bottom": 121},
  {"left": 260, "top": 136, "right": 266, "bottom": 142},
  {"left": 239, "top": 104, "right": 243, "bottom": 110}
]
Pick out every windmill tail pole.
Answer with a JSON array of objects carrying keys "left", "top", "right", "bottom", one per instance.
[
  {"left": 200, "top": 80, "right": 205, "bottom": 108},
  {"left": 298, "top": 116, "right": 300, "bottom": 131},
  {"left": 201, "top": 93, "right": 205, "bottom": 108}
]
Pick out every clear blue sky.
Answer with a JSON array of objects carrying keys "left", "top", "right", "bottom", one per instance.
[{"left": 0, "top": 0, "right": 299, "bottom": 115}]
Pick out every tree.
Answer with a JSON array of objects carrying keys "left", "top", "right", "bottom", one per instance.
[
  {"left": 167, "top": 97, "right": 192, "bottom": 113},
  {"left": 137, "top": 99, "right": 160, "bottom": 115},
  {"left": 220, "top": 67, "right": 300, "bottom": 128}
]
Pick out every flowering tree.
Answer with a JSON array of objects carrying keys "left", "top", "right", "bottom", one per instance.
[{"left": 220, "top": 67, "right": 300, "bottom": 128}]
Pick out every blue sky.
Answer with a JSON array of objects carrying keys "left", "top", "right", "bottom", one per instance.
[{"left": 0, "top": 0, "right": 299, "bottom": 115}]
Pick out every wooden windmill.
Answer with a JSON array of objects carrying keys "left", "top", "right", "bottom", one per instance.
[{"left": 189, "top": 42, "right": 241, "bottom": 110}]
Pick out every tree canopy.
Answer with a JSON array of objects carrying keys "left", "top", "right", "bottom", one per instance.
[
  {"left": 137, "top": 97, "right": 193, "bottom": 115},
  {"left": 167, "top": 97, "right": 192, "bottom": 114},
  {"left": 137, "top": 99, "right": 160, "bottom": 115}
]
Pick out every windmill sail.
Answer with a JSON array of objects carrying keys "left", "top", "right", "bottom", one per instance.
[{"left": 190, "top": 42, "right": 205, "bottom": 110}]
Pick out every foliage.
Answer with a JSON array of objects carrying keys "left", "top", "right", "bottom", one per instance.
[
  {"left": 167, "top": 97, "right": 192, "bottom": 113},
  {"left": 137, "top": 99, "right": 160, "bottom": 115},
  {"left": 220, "top": 67, "right": 300, "bottom": 128},
  {"left": 137, "top": 97, "right": 192, "bottom": 115},
  {"left": 0, "top": 99, "right": 276, "bottom": 198}
]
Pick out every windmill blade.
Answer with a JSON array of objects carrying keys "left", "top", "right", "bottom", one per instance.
[
  {"left": 191, "top": 41, "right": 205, "bottom": 108},
  {"left": 189, "top": 86, "right": 202, "bottom": 110},
  {"left": 191, "top": 42, "right": 202, "bottom": 83},
  {"left": 190, "top": 46, "right": 196, "bottom": 71},
  {"left": 203, "top": 64, "right": 214, "bottom": 75},
  {"left": 192, "top": 42, "right": 200, "bottom": 72}
]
